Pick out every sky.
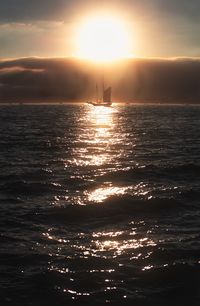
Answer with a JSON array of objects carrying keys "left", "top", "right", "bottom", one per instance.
[
  {"left": 1, "top": 1, "right": 200, "bottom": 103},
  {"left": 0, "top": 0, "right": 200, "bottom": 58}
]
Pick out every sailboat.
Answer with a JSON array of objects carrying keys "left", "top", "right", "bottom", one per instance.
[{"left": 87, "top": 78, "right": 112, "bottom": 107}]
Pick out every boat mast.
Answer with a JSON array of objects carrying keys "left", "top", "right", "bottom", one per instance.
[
  {"left": 96, "top": 84, "right": 98, "bottom": 102},
  {"left": 102, "top": 72, "right": 105, "bottom": 102}
]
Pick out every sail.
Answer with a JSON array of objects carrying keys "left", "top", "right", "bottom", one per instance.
[{"left": 103, "top": 87, "right": 112, "bottom": 103}]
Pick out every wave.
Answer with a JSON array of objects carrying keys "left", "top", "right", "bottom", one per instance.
[
  {"left": 0, "top": 197, "right": 23, "bottom": 204},
  {"left": 41, "top": 196, "right": 185, "bottom": 224},
  {"left": 0, "top": 169, "right": 52, "bottom": 182},
  {"left": 1, "top": 180, "right": 65, "bottom": 196},
  {"left": 100, "top": 163, "right": 200, "bottom": 183},
  {"left": 1, "top": 259, "right": 199, "bottom": 306}
]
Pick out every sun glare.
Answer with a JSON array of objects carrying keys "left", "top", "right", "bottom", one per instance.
[{"left": 75, "top": 15, "right": 131, "bottom": 62}]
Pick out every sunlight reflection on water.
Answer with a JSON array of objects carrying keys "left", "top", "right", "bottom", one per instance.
[
  {"left": 62, "top": 104, "right": 156, "bottom": 205},
  {"left": 88, "top": 186, "right": 128, "bottom": 202},
  {"left": 92, "top": 237, "right": 156, "bottom": 256},
  {"left": 65, "top": 105, "right": 117, "bottom": 168},
  {"left": 81, "top": 105, "right": 116, "bottom": 166},
  {"left": 87, "top": 104, "right": 115, "bottom": 126},
  {"left": 82, "top": 106, "right": 125, "bottom": 203}
]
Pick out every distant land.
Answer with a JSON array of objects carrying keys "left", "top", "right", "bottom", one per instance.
[{"left": 1, "top": 57, "right": 200, "bottom": 104}]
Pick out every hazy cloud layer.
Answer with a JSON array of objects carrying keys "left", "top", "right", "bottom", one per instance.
[{"left": 0, "top": 57, "right": 200, "bottom": 103}]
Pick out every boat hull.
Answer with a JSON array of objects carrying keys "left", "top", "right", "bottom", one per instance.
[{"left": 87, "top": 101, "right": 112, "bottom": 107}]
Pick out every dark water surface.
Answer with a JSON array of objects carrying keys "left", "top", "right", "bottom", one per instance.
[{"left": 0, "top": 104, "right": 200, "bottom": 305}]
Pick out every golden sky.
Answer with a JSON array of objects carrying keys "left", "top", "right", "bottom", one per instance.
[{"left": 0, "top": 0, "right": 200, "bottom": 58}]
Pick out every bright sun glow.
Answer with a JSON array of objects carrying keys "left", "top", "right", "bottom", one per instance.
[{"left": 75, "top": 15, "right": 131, "bottom": 62}]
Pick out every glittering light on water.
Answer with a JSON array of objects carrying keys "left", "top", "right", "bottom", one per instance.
[
  {"left": 142, "top": 265, "right": 154, "bottom": 271},
  {"left": 65, "top": 105, "right": 118, "bottom": 168},
  {"left": 42, "top": 232, "right": 69, "bottom": 244},
  {"left": 92, "top": 231, "right": 124, "bottom": 238},
  {"left": 63, "top": 289, "right": 90, "bottom": 296},
  {"left": 93, "top": 237, "right": 156, "bottom": 255},
  {"left": 86, "top": 182, "right": 153, "bottom": 203},
  {"left": 90, "top": 229, "right": 157, "bottom": 257},
  {"left": 88, "top": 186, "right": 128, "bottom": 202},
  {"left": 87, "top": 104, "right": 115, "bottom": 125}
]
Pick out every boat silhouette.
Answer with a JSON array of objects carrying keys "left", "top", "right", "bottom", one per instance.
[{"left": 88, "top": 77, "right": 112, "bottom": 107}]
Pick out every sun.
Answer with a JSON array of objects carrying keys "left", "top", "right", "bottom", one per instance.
[{"left": 75, "top": 15, "right": 131, "bottom": 62}]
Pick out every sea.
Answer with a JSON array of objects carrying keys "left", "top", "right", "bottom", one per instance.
[{"left": 0, "top": 104, "right": 200, "bottom": 306}]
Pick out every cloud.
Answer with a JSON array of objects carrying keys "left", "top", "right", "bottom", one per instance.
[
  {"left": 0, "top": 57, "right": 91, "bottom": 101},
  {"left": 0, "top": 0, "right": 69, "bottom": 23},
  {"left": 0, "top": 0, "right": 199, "bottom": 22},
  {"left": 0, "top": 57, "right": 200, "bottom": 103},
  {"left": 153, "top": 0, "right": 200, "bottom": 21},
  {"left": 0, "top": 20, "right": 68, "bottom": 58}
]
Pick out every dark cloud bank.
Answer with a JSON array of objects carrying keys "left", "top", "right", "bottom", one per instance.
[
  {"left": 0, "top": 57, "right": 200, "bottom": 103},
  {"left": 1, "top": 0, "right": 200, "bottom": 22}
]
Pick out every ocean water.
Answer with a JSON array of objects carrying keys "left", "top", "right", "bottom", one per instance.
[{"left": 0, "top": 104, "right": 200, "bottom": 306}]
